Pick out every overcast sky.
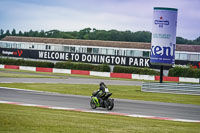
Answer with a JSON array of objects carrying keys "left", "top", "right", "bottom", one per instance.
[{"left": 0, "top": 0, "right": 199, "bottom": 40}]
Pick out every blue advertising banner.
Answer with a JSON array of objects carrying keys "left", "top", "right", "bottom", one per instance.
[{"left": 150, "top": 7, "right": 178, "bottom": 66}]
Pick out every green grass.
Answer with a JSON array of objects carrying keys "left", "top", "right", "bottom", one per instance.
[
  {"left": 0, "top": 83, "right": 200, "bottom": 105},
  {"left": 0, "top": 71, "right": 65, "bottom": 78},
  {"left": 0, "top": 103, "right": 199, "bottom": 133}
]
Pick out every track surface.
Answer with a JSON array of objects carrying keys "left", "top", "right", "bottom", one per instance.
[
  {"left": 1, "top": 87, "right": 200, "bottom": 121},
  {"left": 0, "top": 77, "right": 142, "bottom": 86}
]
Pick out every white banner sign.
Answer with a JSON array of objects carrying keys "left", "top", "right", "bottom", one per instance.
[{"left": 150, "top": 7, "right": 178, "bottom": 66}]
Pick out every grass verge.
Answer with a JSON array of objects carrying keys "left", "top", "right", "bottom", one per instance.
[
  {"left": 0, "top": 83, "right": 200, "bottom": 105},
  {"left": 0, "top": 71, "right": 65, "bottom": 78},
  {"left": 0, "top": 68, "right": 152, "bottom": 82},
  {"left": 0, "top": 103, "right": 200, "bottom": 133}
]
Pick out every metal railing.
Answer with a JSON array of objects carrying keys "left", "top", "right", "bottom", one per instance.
[{"left": 142, "top": 82, "right": 200, "bottom": 95}]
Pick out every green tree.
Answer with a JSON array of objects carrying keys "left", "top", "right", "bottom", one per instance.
[
  {"left": 95, "top": 30, "right": 109, "bottom": 40},
  {"left": 23, "top": 31, "right": 29, "bottom": 36},
  {"left": 0, "top": 29, "right": 5, "bottom": 39},
  {"left": 78, "top": 28, "right": 91, "bottom": 39},
  {"left": 124, "top": 30, "right": 134, "bottom": 42},
  {"left": 11, "top": 29, "right": 16, "bottom": 36},
  {"left": 0, "top": 29, "right": 4, "bottom": 35},
  {"left": 70, "top": 31, "right": 79, "bottom": 39},
  {"left": 33, "top": 31, "right": 39, "bottom": 37},
  {"left": 108, "top": 30, "right": 122, "bottom": 41},
  {"left": 5, "top": 30, "right": 10, "bottom": 36},
  {"left": 2, "top": 27, "right": 199, "bottom": 45},
  {"left": 193, "top": 36, "right": 200, "bottom": 45},
  {"left": 46, "top": 30, "right": 60, "bottom": 38},
  {"left": 133, "top": 31, "right": 151, "bottom": 42},
  {"left": 28, "top": 30, "right": 34, "bottom": 37},
  {"left": 176, "top": 36, "right": 187, "bottom": 44},
  {"left": 39, "top": 30, "right": 45, "bottom": 37},
  {"left": 18, "top": 31, "right": 23, "bottom": 36}
]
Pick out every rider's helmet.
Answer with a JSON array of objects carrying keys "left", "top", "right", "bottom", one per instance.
[{"left": 99, "top": 82, "right": 105, "bottom": 86}]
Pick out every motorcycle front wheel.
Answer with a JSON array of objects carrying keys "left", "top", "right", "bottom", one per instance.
[
  {"left": 106, "top": 99, "right": 114, "bottom": 110},
  {"left": 90, "top": 99, "right": 97, "bottom": 109}
]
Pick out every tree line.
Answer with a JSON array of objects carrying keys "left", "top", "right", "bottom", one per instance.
[{"left": 0, "top": 28, "right": 200, "bottom": 45}]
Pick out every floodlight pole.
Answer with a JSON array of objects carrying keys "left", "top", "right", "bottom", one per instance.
[{"left": 160, "top": 65, "right": 163, "bottom": 83}]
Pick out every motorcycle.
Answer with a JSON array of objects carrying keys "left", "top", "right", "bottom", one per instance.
[{"left": 90, "top": 90, "right": 114, "bottom": 110}]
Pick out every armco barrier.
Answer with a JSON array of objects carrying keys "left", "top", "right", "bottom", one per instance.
[
  {"left": 4, "top": 65, "right": 19, "bottom": 69},
  {"left": 36, "top": 67, "right": 53, "bottom": 72},
  {"left": 142, "top": 82, "right": 200, "bottom": 95},
  {"left": 0, "top": 64, "right": 199, "bottom": 83},
  {"left": 132, "top": 74, "right": 155, "bottom": 81},
  {"left": 155, "top": 76, "right": 179, "bottom": 82},
  {"left": 0, "top": 64, "right": 4, "bottom": 69},
  {"left": 90, "top": 71, "right": 110, "bottom": 77},
  {"left": 53, "top": 68, "right": 71, "bottom": 74},
  {"left": 111, "top": 73, "right": 132, "bottom": 79},
  {"left": 179, "top": 77, "right": 199, "bottom": 83},
  {"left": 19, "top": 66, "right": 36, "bottom": 71},
  {"left": 71, "top": 70, "right": 90, "bottom": 75}
]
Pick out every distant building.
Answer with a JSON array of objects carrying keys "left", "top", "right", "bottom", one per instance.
[{"left": 0, "top": 36, "right": 200, "bottom": 69}]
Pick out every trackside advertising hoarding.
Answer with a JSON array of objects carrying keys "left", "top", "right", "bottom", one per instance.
[
  {"left": 150, "top": 7, "right": 178, "bottom": 66},
  {"left": 0, "top": 48, "right": 150, "bottom": 67}
]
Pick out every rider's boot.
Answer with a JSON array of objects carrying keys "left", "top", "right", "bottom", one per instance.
[{"left": 99, "top": 98, "right": 103, "bottom": 106}]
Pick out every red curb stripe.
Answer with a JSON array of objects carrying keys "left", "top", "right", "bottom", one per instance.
[
  {"left": 6, "top": 102, "right": 20, "bottom": 105},
  {"left": 71, "top": 109, "right": 87, "bottom": 112},
  {"left": 4, "top": 65, "right": 19, "bottom": 70},
  {"left": 1, "top": 64, "right": 195, "bottom": 82},
  {"left": 37, "top": 105, "right": 50, "bottom": 108},
  {"left": 155, "top": 76, "right": 179, "bottom": 82},
  {"left": 110, "top": 73, "right": 132, "bottom": 79},
  {"left": 148, "top": 117, "right": 172, "bottom": 120},
  {"left": 71, "top": 70, "right": 90, "bottom": 75},
  {"left": 108, "top": 112, "right": 128, "bottom": 116},
  {"left": 36, "top": 67, "right": 53, "bottom": 72}
]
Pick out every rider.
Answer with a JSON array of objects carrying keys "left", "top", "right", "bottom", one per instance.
[{"left": 97, "top": 82, "right": 107, "bottom": 105}]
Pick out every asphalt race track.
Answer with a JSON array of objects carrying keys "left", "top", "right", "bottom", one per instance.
[{"left": 1, "top": 87, "right": 200, "bottom": 122}]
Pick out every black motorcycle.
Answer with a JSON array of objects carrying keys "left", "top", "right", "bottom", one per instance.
[{"left": 90, "top": 91, "right": 114, "bottom": 110}]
